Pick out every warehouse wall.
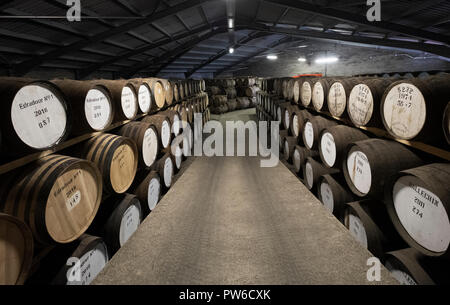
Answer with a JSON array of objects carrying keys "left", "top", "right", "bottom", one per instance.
[{"left": 233, "top": 44, "right": 450, "bottom": 78}]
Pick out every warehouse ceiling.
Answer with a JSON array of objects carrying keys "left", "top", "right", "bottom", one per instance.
[{"left": 0, "top": 0, "right": 449, "bottom": 79}]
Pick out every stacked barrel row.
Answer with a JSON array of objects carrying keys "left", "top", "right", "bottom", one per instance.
[
  {"left": 265, "top": 76, "right": 450, "bottom": 285},
  {"left": 206, "top": 78, "right": 261, "bottom": 114},
  {"left": 0, "top": 76, "right": 209, "bottom": 285},
  {"left": 269, "top": 74, "right": 450, "bottom": 148}
]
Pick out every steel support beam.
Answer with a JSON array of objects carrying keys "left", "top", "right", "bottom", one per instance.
[
  {"left": 12, "top": 0, "right": 214, "bottom": 76},
  {"left": 263, "top": 0, "right": 450, "bottom": 45}
]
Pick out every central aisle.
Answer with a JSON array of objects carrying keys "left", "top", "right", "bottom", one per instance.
[{"left": 94, "top": 110, "right": 396, "bottom": 285}]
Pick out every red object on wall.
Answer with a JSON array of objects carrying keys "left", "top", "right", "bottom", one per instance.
[{"left": 293, "top": 74, "right": 323, "bottom": 78}]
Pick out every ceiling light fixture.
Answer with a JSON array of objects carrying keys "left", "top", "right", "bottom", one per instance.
[
  {"left": 229, "top": 47, "right": 234, "bottom": 54},
  {"left": 267, "top": 55, "right": 278, "bottom": 60},
  {"left": 298, "top": 57, "right": 306, "bottom": 62},
  {"left": 228, "top": 18, "right": 234, "bottom": 29},
  {"left": 315, "top": 56, "right": 339, "bottom": 64}
]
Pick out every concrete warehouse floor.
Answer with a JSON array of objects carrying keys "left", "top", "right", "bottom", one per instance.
[{"left": 94, "top": 109, "right": 397, "bottom": 285}]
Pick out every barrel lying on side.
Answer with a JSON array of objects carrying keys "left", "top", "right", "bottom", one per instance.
[
  {"left": 142, "top": 114, "right": 172, "bottom": 149},
  {"left": 118, "top": 122, "right": 159, "bottom": 169},
  {"left": 344, "top": 200, "right": 405, "bottom": 259},
  {"left": 81, "top": 134, "right": 138, "bottom": 194},
  {"left": 0, "top": 155, "right": 102, "bottom": 244},
  {"left": 384, "top": 248, "right": 450, "bottom": 285},
  {"left": 347, "top": 78, "right": 395, "bottom": 128},
  {"left": 133, "top": 171, "right": 161, "bottom": 215},
  {"left": 312, "top": 78, "right": 332, "bottom": 113},
  {"left": 93, "top": 79, "right": 139, "bottom": 121},
  {"left": 292, "top": 146, "right": 319, "bottom": 177},
  {"left": 156, "top": 153, "right": 174, "bottom": 192},
  {"left": 303, "top": 116, "right": 338, "bottom": 150},
  {"left": 283, "top": 136, "right": 298, "bottom": 163},
  {"left": 385, "top": 163, "right": 450, "bottom": 258},
  {"left": 52, "top": 79, "right": 114, "bottom": 135},
  {"left": 0, "top": 213, "right": 33, "bottom": 285},
  {"left": 344, "top": 139, "right": 423, "bottom": 198},
  {"left": 327, "top": 78, "right": 360, "bottom": 119},
  {"left": 317, "top": 173, "right": 355, "bottom": 222},
  {"left": 303, "top": 157, "right": 339, "bottom": 191},
  {"left": 97, "top": 194, "right": 142, "bottom": 255},
  {"left": 319, "top": 125, "right": 369, "bottom": 169},
  {"left": 0, "top": 77, "right": 69, "bottom": 153},
  {"left": 380, "top": 75, "right": 450, "bottom": 144}
]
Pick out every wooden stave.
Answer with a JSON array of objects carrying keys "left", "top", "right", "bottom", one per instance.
[
  {"left": 82, "top": 133, "right": 138, "bottom": 194},
  {"left": 343, "top": 139, "right": 423, "bottom": 198},
  {"left": 0, "top": 213, "right": 34, "bottom": 285},
  {"left": 0, "top": 78, "right": 70, "bottom": 153},
  {"left": 319, "top": 125, "right": 370, "bottom": 169},
  {"left": 118, "top": 122, "right": 160, "bottom": 169},
  {"left": 384, "top": 163, "right": 450, "bottom": 258},
  {"left": 0, "top": 155, "right": 103, "bottom": 245}
]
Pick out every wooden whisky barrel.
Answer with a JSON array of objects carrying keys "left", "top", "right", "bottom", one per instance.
[
  {"left": 327, "top": 78, "right": 360, "bottom": 118},
  {"left": 380, "top": 75, "right": 450, "bottom": 143},
  {"left": 348, "top": 78, "right": 395, "bottom": 128},
  {"left": 82, "top": 134, "right": 138, "bottom": 194},
  {"left": 142, "top": 114, "right": 172, "bottom": 149},
  {"left": 118, "top": 122, "right": 159, "bottom": 169},
  {"left": 100, "top": 194, "right": 142, "bottom": 255},
  {"left": 160, "top": 79, "right": 174, "bottom": 106},
  {"left": 293, "top": 79, "right": 302, "bottom": 104},
  {"left": 144, "top": 78, "right": 165, "bottom": 109},
  {"left": 92, "top": 79, "right": 138, "bottom": 121},
  {"left": 0, "top": 155, "right": 102, "bottom": 245},
  {"left": 133, "top": 171, "right": 161, "bottom": 215},
  {"left": 344, "top": 139, "right": 423, "bottom": 197},
  {"left": 444, "top": 102, "right": 450, "bottom": 145},
  {"left": 344, "top": 200, "right": 403, "bottom": 259},
  {"left": 385, "top": 163, "right": 450, "bottom": 258},
  {"left": 292, "top": 145, "right": 319, "bottom": 177},
  {"left": 283, "top": 136, "right": 298, "bottom": 163},
  {"left": 317, "top": 174, "right": 355, "bottom": 222},
  {"left": 312, "top": 78, "right": 332, "bottom": 112},
  {"left": 156, "top": 153, "right": 174, "bottom": 191},
  {"left": 385, "top": 248, "right": 450, "bottom": 285},
  {"left": 300, "top": 78, "right": 316, "bottom": 107},
  {"left": 132, "top": 79, "right": 152, "bottom": 114},
  {"left": 319, "top": 125, "right": 369, "bottom": 168},
  {"left": 0, "top": 213, "right": 33, "bottom": 285},
  {"left": 53, "top": 235, "right": 108, "bottom": 285},
  {"left": 160, "top": 110, "right": 181, "bottom": 136},
  {"left": 171, "top": 81, "right": 180, "bottom": 103},
  {"left": 303, "top": 157, "right": 339, "bottom": 190},
  {"left": 0, "top": 77, "right": 69, "bottom": 152},
  {"left": 302, "top": 116, "right": 338, "bottom": 150},
  {"left": 52, "top": 79, "right": 114, "bottom": 134},
  {"left": 290, "top": 110, "right": 312, "bottom": 139}
]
